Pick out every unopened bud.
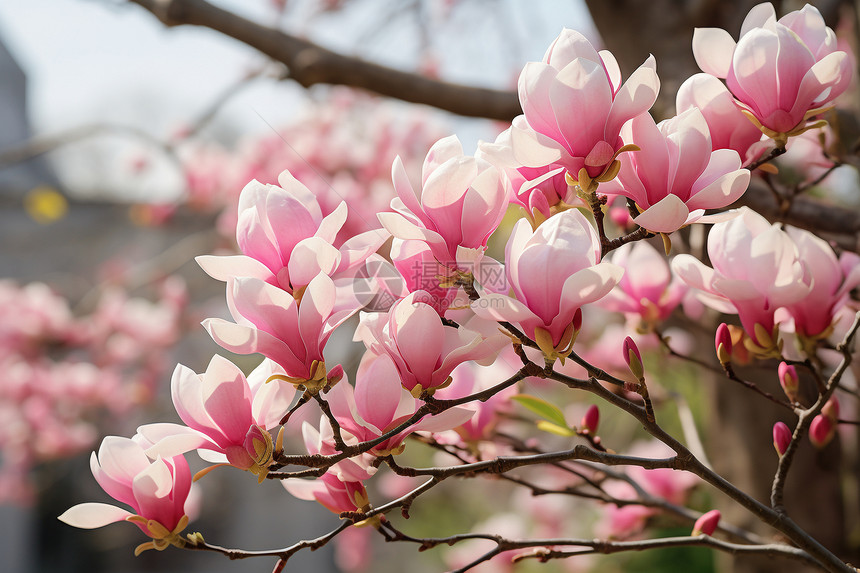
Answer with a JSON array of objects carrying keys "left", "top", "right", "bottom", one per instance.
[
  {"left": 623, "top": 336, "right": 644, "bottom": 381},
  {"left": 772, "top": 422, "right": 791, "bottom": 456},
  {"left": 822, "top": 396, "right": 840, "bottom": 423},
  {"left": 692, "top": 509, "right": 721, "bottom": 536},
  {"left": 777, "top": 362, "right": 799, "bottom": 403},
  {"left": 715, "top": 323, "right": 732, "bottom": 365},
  {"left": 326, "top": 364, "right": 345, "bottom": 388},
  {"left": 581, "top": 404, "right": 599, "bottom": 435},
  {"left": 572, "top": 307, "right": 583, "bottom": 335},
  {"left": 809, "top": 414, "right": 836, "bottom": 448}
]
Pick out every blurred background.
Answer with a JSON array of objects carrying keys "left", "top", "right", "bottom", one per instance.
[
  {"left": 0, "top": 1, "right": 857, "bottom": 573},
  {"left": 0, "top": 1, "right": 591, "bottom": 572}
]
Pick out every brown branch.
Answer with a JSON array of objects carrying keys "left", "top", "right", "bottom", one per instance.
[
  {"left": 510, "top": 535, "right": 820, "bottom": 567},
  {"left": 378, "top": 521, "right": 819, "bottom": 570},
  {"left": 126, "top": 0, "right": 522, "bottom": 121},
  {"left": 548, "top": 369, "right": 855, "bottom": 573},
  {"left": 771, "top": 311, "right": 860, "bottom": 513}
]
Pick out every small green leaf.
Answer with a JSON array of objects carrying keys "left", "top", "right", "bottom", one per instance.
[
  {"left": 536, "top": 420, "right": 576, "bottom": 437},
  {"left": 512, "top": 394, "right": 568, "bottom": 428}
]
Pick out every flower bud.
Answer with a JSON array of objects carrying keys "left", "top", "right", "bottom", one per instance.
[
  {"left": 772, "top": 422, "right": 791, "bottom": 456},
  {"left": 809, "top": 414, "right": 836, "bottom": 448},
  {"left": 581, "top": 404, "right": 599, "bottom": 435},
  {"left": 777, "top": 362, "right": 799, "bottom": 403},
  {"left": 623, "top": 336, "right": 644, "bottom": 381},
  {"left": 572, "top": 307, "right": 583, "bottom": 336},
  {"left": 692, "top": 509, "right": 721, "bottom": 536},
  {"left": 326, "top": 364, "right": 345, "bottom": 388},
  {"left": 715, "top": 323, "right": 732, "bottom": 364},
  {"left": 822, "top": 396, "right": 840, "bottom": 423}
]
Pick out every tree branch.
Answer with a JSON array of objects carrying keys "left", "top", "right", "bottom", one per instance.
[{"left": 126, "top": 0, "right": 522, "bottom": 120}]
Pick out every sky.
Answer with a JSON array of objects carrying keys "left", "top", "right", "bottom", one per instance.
[{"left": 0, "top": 0, "right": 594, "bottom": 200}]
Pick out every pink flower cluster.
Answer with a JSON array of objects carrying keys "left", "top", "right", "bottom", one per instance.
[
  {"left": 0, "top": 279, "right": 184, "bottom": 503},
  {"left": 58, "top": 3, "right": 858, "bottom": 568},
  {"left": 693, "top": 3, "right": 852, "bottom": 140},
  {"left": 674, "top": 207, "right": 860, "bottom": 354}
]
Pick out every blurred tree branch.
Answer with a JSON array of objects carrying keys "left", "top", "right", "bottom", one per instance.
[{"left": 126, "top": 0, "right": 522, "bottom": 121}]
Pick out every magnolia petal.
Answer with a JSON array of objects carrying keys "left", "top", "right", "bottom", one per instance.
[
  {"left": 560, "top": 263, "right": 624, "bottom": 309},
  {"left": 288, "top": 237, "right": 341, "bottom": 288},
  {"left": 391, "top": 296, "right": 444, "bottom": 384},
  {"left": 599, "top": 50, "right": 622, "bottom": 91},
  {"left": 605, "top": 55, "right": 660, "bottom": 139},
  {"left": 202, "top": 318, "right": 308, "bottom": 377},
  {"left": 413, "top": 406, "right": 475, "bottom": 433},
  {"left": 170, "top": 364, "right": 221, "bottom": 438},
  {"left": 687, "top": 168, "right": 750, "bottom": 211},
  {"left": 671, "top": 254, "right": 716, "bottom": 292},
  {"left": 423, "top": 135, "right": 465, "bottom": 184},
  {"left": 544, "top": 28, "right": 601, "bottom": 70},
  {"left": 692, "top": 27, "right": 736, "bottom": 78},
  {"left": 143, "top": 430, "right": 213, "bottom": 459},
  {"left": 740, "top": 2, "right": 776, "bottom": 36},
  {"left": 298, "top": 273, "right": 337, "bottom": 359},
  {"left": 315, "top": 202, "right": 348, "bottom": 244},
  {"left": 471, "top": 293, "right": 541, "bottom": 326},
  {"left": 59, "top": 503, "right": 133, "bottom": 529},
  {"left": 195, "top": 255, "right": 272, "bottom": 283},
  {"left": 250, "top": 361, "right": 296, "bottom": 430},
  {"left": 392, "top": 156, "right": 422, "bottom": 215},
  {"left": 275, "top": 171, "right": 322, "bottom": 220},
  {"left": 632, "top": 194, "right": 691, "bottom": 233},
  {"left": 377, "top": 211, "right": 446, "bottom": 247},
  {"left": 355, "top": 353, "right": 405, "bottom": 432},
  {"left": 509, "top": 116, "right": 565, "bottom": 167},
  {"left": 336, "top": 229, "right": 390, "bottom": 274},
  {"left": 712, "top": 277, "right": 763, "bottom": 302}
]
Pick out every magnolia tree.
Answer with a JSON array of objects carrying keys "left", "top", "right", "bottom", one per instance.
[{"left": 58, "top": 3, "right": 860, "bottom": 572}]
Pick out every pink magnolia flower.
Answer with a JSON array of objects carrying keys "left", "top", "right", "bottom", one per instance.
[
  {"left": 300, "top": 416, "right": 376, "bottom": 483},
  {"left": 389, "top": 239, "right": 460, "bottom": 314},
  {"left": 479, "top": 127, "right": 570, "bottom": 222},
  {"left": 676, "top": 73, "right": 766, "bottom": 164},
  {"left": 139, "top": 355, "right": 296, "bottom": 482},
  {"left": 693, "top": 2, "right": 853, "bottom": 138},
  {"left": 326, "top": 353, "right": 475, "bottom": 455},
  {"left": 377, "top": 135, "right": 508, "bottom": 271},
  {"left": 598, "top": 241, "right": 687, "bottom": 329},
  {"left": 203, "top": 273, "right": 353, "bottom": 388},
  {"left": 58, "top": 435, "right": 194, "bottom": 555},
  {"left": 783, "top": 226, "right": 860, "bottom": 340},
  {"left": 510, "top": 28, "right": 660, "bottom": 184},
  {"left": 283, "top": 470, "right": 370, "bottom": 516},
  {"left": 196, "top": 169, "right": 388, "bottom": 295},
  {"left": 672, "top": 207, "right": 813, "bottom": 352},
  {"left": 604, "top": 108, "right": 750, "bottom": 233},
  {"left": 356, "top": 291, "right": 505, "bottom": 395},
  {"left": 672, "top": 207, "right": 813, "bottom": 348},
  {"left": 472, "top": 209, "right": 623, "bottom": 360}
]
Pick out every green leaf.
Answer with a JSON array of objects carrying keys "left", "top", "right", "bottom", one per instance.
[
  {"left": 511, "top": 394, "right": 568, "bottom": 428},
  {"left": 536, "top": 420, "right": 576, "bottom": 437}
]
